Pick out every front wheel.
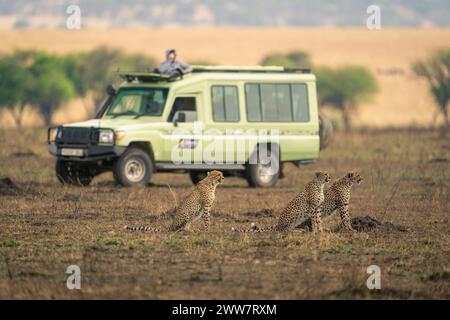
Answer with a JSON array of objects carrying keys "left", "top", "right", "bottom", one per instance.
[
  {"left": 245, "top": 146, "right": 280, "bottom": 188},
  {"left": 113, "top": 147, "right": 153, "bottom": 186},
  {"left": 55, "top": 160, "right": 93, "bottom": 186}
]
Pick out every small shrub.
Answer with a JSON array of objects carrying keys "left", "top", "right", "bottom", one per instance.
[
  {"left": 103, "top": 239, "right": 122, "bottom": 246},
  {"left": 0, "top": 240, "right": 19, "bottom": 248}
]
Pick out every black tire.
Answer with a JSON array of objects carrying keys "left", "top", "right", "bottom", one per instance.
[
  {"left": 245, "top": 145, "right": 280, "bottom": 188},
  {"left": 189, "top": 171, "right": 208, "bottom": 185},
  {"left": 55, "top": 160, "right": 93, "bottom": 187},
  {"left": 113, "top": 147, "right": 153, "bottom": 186}
]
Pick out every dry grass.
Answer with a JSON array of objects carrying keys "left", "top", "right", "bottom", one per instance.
[
  {"left": 1, "top": 28, "right": 450, "bottom": 128},
  {"left": 0, "top": 128, "right": 449, "bottom": 299}
]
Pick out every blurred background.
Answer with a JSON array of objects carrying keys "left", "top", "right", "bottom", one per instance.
[{"left": 0, "top": 0, "right": 449, "bottom": 132}]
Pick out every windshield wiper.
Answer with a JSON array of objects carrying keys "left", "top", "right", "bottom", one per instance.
[{"left": 134, "top": 113, "right": 148, "bottom": 119}]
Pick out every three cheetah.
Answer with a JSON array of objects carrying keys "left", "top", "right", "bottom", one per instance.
[{"left": 125, "top": 170, "right": 363, "bottom": 234}]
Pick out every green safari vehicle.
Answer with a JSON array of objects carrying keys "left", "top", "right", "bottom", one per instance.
[{"left": 47, "top": 66, "right": 331, "bottom": 187}]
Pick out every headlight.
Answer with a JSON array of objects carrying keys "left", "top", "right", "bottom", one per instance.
[{"left": 98, "top": 129, "right": 114, "bottom": 144}]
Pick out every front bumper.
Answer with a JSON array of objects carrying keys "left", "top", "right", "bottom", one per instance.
[
  {"left": 48, "top": 144, "right": 126, "bottom": 162},
  {"left": 47, "top": 126, "right": 126, "bottom": 162}
]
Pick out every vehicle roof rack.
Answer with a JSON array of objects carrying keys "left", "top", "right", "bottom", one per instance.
[
  {"left": 118, "top": 71, "right": 173, "bottom": 83},
  {"left": 191, "top": 66, "right": 311, "bottom": 74},
  {"left": 118, "top": 66, "right": 311, "bottom": 83}
]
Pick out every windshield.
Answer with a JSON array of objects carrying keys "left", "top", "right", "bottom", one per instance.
[{"left": 106, "top": 88, "right": 169, "bottom": 117}]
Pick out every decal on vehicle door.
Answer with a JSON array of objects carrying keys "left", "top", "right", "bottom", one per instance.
[{"left": 178, "top": 139, "right": 199, "bottom": 149}]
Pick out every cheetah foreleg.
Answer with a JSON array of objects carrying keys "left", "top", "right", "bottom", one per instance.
[
  {"left": 338, "top": 205, "right": 354, "bottom": 231},
  {"left": 311, "top": 206, "right": 323, "bottom": 233},
  {"left": 202, "top": 205, "right": 212, "bottom": 231}
]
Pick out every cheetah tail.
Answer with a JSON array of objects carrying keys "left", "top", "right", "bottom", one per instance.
[
  {"left": 231, "top": 223, "right": 274, "bottom": 233},
  {"left": 123, "top": 225, "right": 163, "bottom": 232}
]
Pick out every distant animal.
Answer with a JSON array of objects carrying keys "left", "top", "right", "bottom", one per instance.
[
  {"left": 125, "top": 170, "right": 224, "bottom": 232},
  {"left": 232, "top": 171, "right": 331, "bottom": 233},
  {"left": 320, "top": 171, "right": 363, "bottom": 231}
]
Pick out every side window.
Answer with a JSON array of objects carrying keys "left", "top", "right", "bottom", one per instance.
[
  {"left": 291, "top": 84, "right": 310, "bottom": 122},
  {"left": 277, "top": 84, "right": 292, "bottom": 121},
  {"left": 260, "top": 84, "right": 277, "bottom": 121},
  {"left": 245, "top": 83, "right": 309, "bottom": 122},
  {"left": 212, "top": 87, "right": 225, "bottom": 121},
  {"left": 245, "top": 84, "right": 261, "bottom": 122},
  {"left": 167, "top": 97, "right": 197, "bottom": 122},
  {"left": 211, "top": 86, "right": 239, "bottom": 122}
]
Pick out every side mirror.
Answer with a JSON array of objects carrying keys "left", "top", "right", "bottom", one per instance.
[
  {"left": 106, "top": 84, "right": 116, "bottom": 96},
  {"left": 173, "top": 111, "right": 186, "bottom": 126}
]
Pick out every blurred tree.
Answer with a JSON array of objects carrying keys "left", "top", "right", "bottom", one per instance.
[
  {"left": 316, "top": 66, "right": 378, "bottom": 132},
  {"left": 76, "top": 47, "right": 123, "bottom": 114},
  {"left": 261, "top": 50, "right": 311, "bottom": 68},
  {"left": 62, "top": 53, "right": 89, "bottom": 97},
  {"left": 286, "top": 51, "right": 311, "bottom": 67},
  {"left": 77, "top": 47, "right": 156, "bottom": 115},
  {"left": 0, "top": 56, "right": 33, "bottom": 128},
  {"left": 1, "top": 48, "right": 158, "bottom": 126},
  {"left": 58, "top": 53, "right": 94, "bottom": 116},
  {"left": 7, "top": 49, "right": 39, "bottom": 65},
  {"left": 27, "top": 53, "right": 76, "bottom": 125},
  {"left": 413, "top": 48, "right": 450, "bottom": 134},
  {"left": 13, "top": 19, "right": 29, "bottom": 29},
  {"left": 122, "top": 52, "right": 157, "bottom": 72}
]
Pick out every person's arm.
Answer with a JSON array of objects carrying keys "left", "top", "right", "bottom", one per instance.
[
  {"left": 156, "top": 61, "right": 170, "bottom": 74},
  {"left": 178, "top": 61, "right": 192, "bottom": 74}
]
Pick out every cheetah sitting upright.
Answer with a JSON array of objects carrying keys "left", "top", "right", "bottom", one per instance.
[
  {"left": 320, "top": 171, "right": 363, "bottom": 231},
  {"left": 232, "top": 171, "right": 331, "bottom": 233},
  {"left": 125, "top": 170, "right": 224, "bottom": 232}
]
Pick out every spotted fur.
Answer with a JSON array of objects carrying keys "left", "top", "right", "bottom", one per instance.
[
  {"left": 125, "top": 170, "right": 224, "bottom": 232},
  {"left": 320, "top": 171, "right": 363, "bottom": 231},
  {"left": 232, "top": 171, "right": 331, "bottom": 233}
]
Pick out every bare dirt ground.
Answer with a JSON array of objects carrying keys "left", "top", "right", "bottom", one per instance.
[{"left": 0, "top": 128, "right": 449, "bottom": 299}]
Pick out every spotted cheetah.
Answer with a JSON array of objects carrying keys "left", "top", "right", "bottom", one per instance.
[
  {"left": 125, "top": 170, "right": 224, "bottom": 232},
  {"left": 320, "top": 171, "right": 363, "bottom": 231},
  {"left": 232, "top": 171, "right": 331, "bottom": 233}
]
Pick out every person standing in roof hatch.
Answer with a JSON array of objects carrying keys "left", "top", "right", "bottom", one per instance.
[{"left": 154, "top": 49, "right": 192, "bottom": 78}]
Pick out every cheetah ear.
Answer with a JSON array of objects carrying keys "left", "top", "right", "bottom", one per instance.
[
  {"left": 207, "top": 171, "right": 211, "bottom": 176},
  {"left": 315, "top": 171, "right": 321, "bottom": 178},
  {"left": 347, "top": 172, "right": 354, "bottom": 178}
]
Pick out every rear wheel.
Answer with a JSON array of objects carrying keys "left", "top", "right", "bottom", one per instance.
[
  {"left": 113, "top": 147, "right": 153, "bottom": 186},
  {"left": 189, "top": 171, "right": 208, "bottom": 185},
  {"left": 319, "top": 114, "right": 333, "bottom": 150},
  {"left": 55, "top": 160, "right": 93, "bottom": 187},
  {"left": 246, "top": 145, "right": 280, "bottom": 188}
]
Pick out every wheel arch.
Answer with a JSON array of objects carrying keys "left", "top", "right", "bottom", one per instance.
[{"left": 127, "top": 141, "right": 156, "bottom": 172}]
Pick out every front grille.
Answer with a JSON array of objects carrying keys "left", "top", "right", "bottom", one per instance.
[{"left": 57, "top": 127, "right": 97, "bottom": 145}]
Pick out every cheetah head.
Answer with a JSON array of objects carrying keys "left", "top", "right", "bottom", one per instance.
[
  {"left": 347, "top": 171, "right": 363, "bottom": 184},
  {"left": 315, "top": 171, "right": 331, "bottom": 184},
  {"left": 207, "top": 170, "right": 225, "bottom": 185}
]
